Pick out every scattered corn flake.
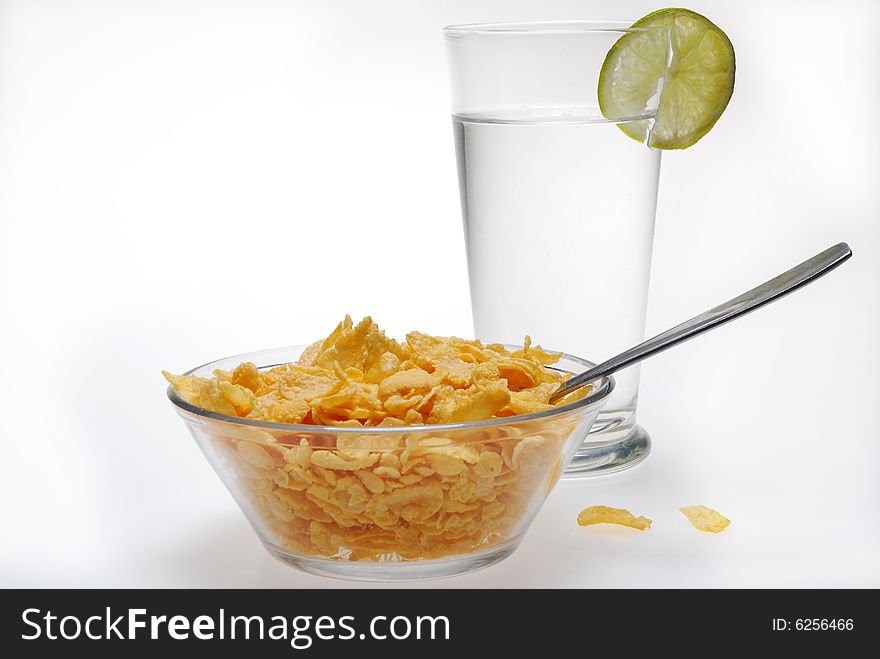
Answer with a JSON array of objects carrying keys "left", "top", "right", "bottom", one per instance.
[
  {"left": 679, "top": 505, "right": 731, "bottom": 533},
  {"left": 577, "top": 505, "right": 653, "bottom": 531}
]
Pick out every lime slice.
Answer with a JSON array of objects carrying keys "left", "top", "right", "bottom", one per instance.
[{"left": 599, "top": 8, "right": 735, "bottom": 149}]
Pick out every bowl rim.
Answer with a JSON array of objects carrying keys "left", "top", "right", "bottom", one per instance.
[{"left": 167, "top": 343, "right": 614, "bottom": 434}]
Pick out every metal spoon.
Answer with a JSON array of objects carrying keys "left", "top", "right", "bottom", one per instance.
[{"left": 549, "top": 242, "right": 852, "bottom": 403}]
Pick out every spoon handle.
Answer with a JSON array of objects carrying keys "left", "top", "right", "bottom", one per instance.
[{"left": 549, "top": 242, "right": 852, "bottom": 403}]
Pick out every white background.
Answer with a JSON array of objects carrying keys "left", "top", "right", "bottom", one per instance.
[{"left": 1, "top": 0, "right": 877, "bottom": 587}]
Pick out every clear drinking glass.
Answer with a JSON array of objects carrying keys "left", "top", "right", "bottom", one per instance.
[{"left": 445, "top": 21, "right": 669, "bottom": 475}]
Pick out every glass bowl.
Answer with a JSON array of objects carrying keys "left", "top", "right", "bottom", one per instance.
[{"left": 168, "top": 344, "right": 613, "bottom": 581}]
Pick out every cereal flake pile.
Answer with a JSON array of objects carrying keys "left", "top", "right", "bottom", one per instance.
[
  {"left": 165, "top": 317, "right": 591, "bottom": 561},
  {"left": 165, "top": 315, "right": 581, "bottom": 427}
]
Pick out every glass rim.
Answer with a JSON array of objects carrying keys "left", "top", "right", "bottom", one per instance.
[
  {"left": 167, "top": 343, "right": 615, "bottom": 435},
  {"left": 443, "top": 19, "right": 665, "bottom": 36}
]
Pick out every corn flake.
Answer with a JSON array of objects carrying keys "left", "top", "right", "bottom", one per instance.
[
  {"left": 577, "top": 506, "right": 653, "bottom": 531},
  {"left": 679, "top": 505, "right": 731, "bottom": 533}
]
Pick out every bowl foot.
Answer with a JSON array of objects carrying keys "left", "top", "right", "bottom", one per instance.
[{"left": 262, "top": 536, "right": 522, "bottom": 582}]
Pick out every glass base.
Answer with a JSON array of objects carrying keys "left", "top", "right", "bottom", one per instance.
[
  {"left": 562, "top": 424, "right": 651, "bottom": 478},
  {"left": 262, "top": 536, "right": 522, "bottom": 582}
]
